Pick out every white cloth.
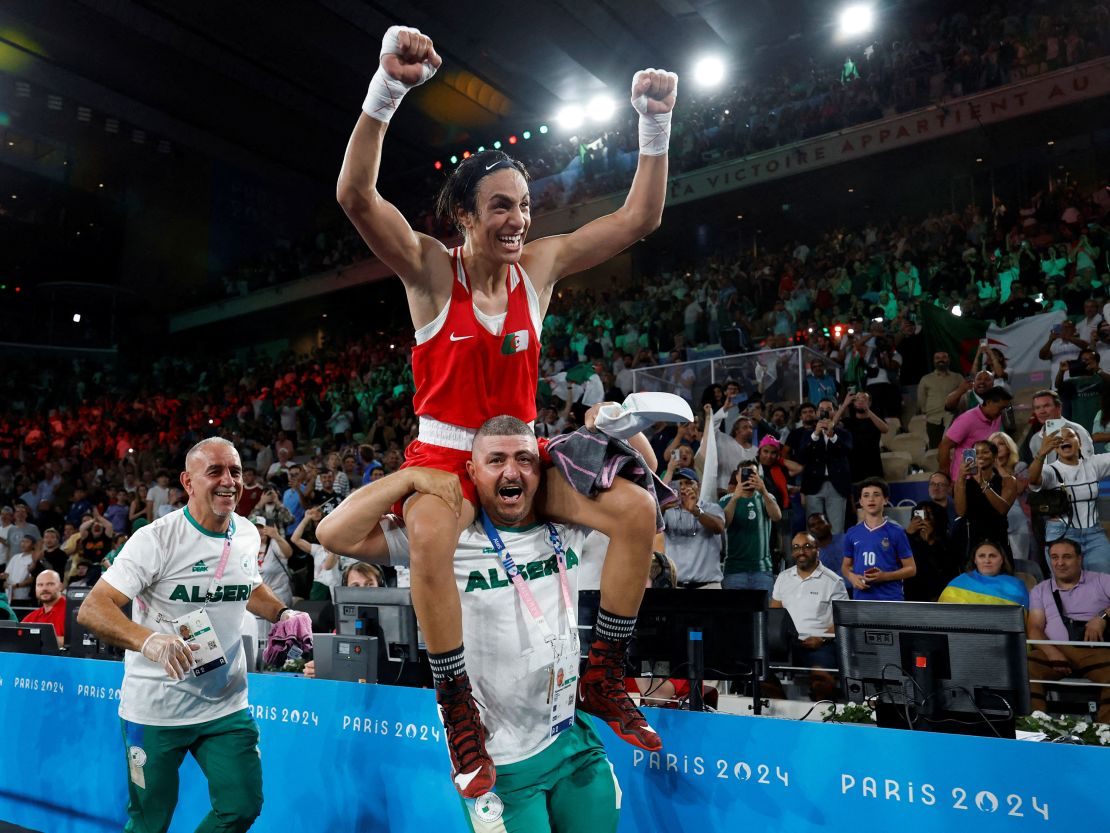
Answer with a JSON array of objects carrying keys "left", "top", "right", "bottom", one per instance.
[
  {"left": 384, "top": 518, "right": 588, "bottom": 766},
  {"left": 772, "top": 563, "right": 849, "bottom": 639},
  {"left": 594, "top": 392, "right": 693, "bottom": 440},
  {"left": 101, "top": 509, "right": 262, "bottom": 726}
]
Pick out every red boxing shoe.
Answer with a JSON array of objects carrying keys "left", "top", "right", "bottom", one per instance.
[
  {"left": 435, "top": 673, "right": 496, "bottom": 798},
  {"left": 577, "top": 638, "right": 662, "bottom": 751}
]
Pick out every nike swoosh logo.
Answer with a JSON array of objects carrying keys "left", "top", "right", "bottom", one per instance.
[
  {"left": 485, "top": 162, "right": 498, "bottom": 171},
  {"left": 450, "top": 333, "right": 474, "bottom": 342},
  {"left": 454, "top": 768, "right": 481, "bottom": 790}
]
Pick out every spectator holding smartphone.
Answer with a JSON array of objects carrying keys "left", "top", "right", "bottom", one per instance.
[
  {"left": 1030, "top": 428, "right": 1110, "bottom": 574},
  {"left": 719, "top": 463, "right": 781, "bottom": 592},
  {"left": 1039, "top": 318, "right": 1088, "bottom": 384},
  {"left": 843, "top": 391, "right": 888, "bottom": 483},
  {"left": 662, "top": 468, "right": 726, "bottom": 588},
  {"left": 1055, "top": 349, "right": 1110, "bottom": 438},
  {"left": 904, "top": 501, "right": 957, "bottom": 602},
  {"left": 953, "top": 439, "right": 1019, "bottom": 564},
  {"left": 795, "top": 397, "right": 853, "bottom": 535},
  {"left": 1028, "top": 389, "right": 1095, "bottom": 464}
]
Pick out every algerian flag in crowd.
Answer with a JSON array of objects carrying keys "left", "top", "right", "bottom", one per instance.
[
  {"left": 921, "top": 304, "right": 1065, "bottom": 385},
  {"left": 541, "top": 364, "right": 596, "bottom": 404}
]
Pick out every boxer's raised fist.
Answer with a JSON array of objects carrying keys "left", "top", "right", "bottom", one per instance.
[
  {"left": 631, "top": 69, "right": 678, "bottom": 116},
  {"left": 381, "top": 25, "right": 442, "bottom": 87}
]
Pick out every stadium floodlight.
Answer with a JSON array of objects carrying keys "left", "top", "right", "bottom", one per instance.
[
  {"left": 72, "top": 313, "right": 81, "bottom": 323},
  {"left": 839, "top": 4, "right": 874, "bottom": 38},
  {"left": 586, "top": 95, "right": 615, "bottom": 122},
  {"left": 555, "top": 105, "right": 584, "bottom": 131},
  {"left": 693, "top": 56, "right": 725, "bottom": 88}
]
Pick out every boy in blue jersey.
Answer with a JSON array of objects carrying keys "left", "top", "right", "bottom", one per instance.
[{"left": 842, "top": 477, "right": 916, "bottom": 600}]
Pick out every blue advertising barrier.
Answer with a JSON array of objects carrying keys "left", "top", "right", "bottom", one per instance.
[{"left": 0, "top": 654, "right": 1104, "bottom": 832}]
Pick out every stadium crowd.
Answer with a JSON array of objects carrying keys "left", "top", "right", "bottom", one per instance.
[
  {"left": 4, "top": 0, "right": 1110, "bottom": 718},
  {"left": 217, "top": 0, "right": 1110, "bottom": 297},
  {"left": 3, "top": 160, "right": 1109, "bottom": 716}
]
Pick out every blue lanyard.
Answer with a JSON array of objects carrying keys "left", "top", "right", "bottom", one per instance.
[{"left": 479, "top": 510, "right": 576, "bottom": 644}]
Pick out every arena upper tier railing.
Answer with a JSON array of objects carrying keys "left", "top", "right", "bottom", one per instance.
[{"left": 630, "top": 346, "right": 841, "bottom": 409}]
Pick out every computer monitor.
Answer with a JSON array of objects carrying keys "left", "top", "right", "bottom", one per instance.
[
  {"left": 314, "top": 634, "right": 378, "bottom": 684},
  {"left": 333, "top": 586, "right": 421, "bottom": 662},
  {"left": 0, "top": 621, "right": 60, "bottom": 655},
  {"left": 834, "top": 600, "right": 1030, "bottom": 738},
  {"left": 627, "top": 589, "right": 768, "bottom": 710},
  {"left": 65, "top": 587, "right": 129, "bottom": 659}
]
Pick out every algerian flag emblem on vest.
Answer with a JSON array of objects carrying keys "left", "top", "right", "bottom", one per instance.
[{"left": 501, "top": 329, "right": 529, "bottom": 355}]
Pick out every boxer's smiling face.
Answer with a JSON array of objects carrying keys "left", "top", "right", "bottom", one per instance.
[{"left": 461, "top": 169, "right": 531, "bottom": 265}]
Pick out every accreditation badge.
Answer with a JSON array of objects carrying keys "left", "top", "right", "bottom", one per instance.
[
  {"left": 170, "top": 608, "right": 227, "bottom": 678},
  {"left": 546, "top": 635, "right": 579, "bottom": 738}
]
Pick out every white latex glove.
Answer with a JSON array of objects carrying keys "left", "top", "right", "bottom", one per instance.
[
  {"left": 279, "top": 609, "right": 312, "bottom": 625},
  {"left": 141, "top": 633, "right": 198, "bottom": 681}
]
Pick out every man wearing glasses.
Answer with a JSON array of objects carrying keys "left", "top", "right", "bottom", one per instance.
[{"left": 770, "top": 531, "right": 849, "bottom": 701}]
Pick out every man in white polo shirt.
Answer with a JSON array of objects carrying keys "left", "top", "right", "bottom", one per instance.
[{"left": 771, "top": 530, "right": 849, "bottom": 700}]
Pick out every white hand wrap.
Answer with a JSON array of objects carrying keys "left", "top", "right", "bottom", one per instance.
[
  {"left": 631, "top": 68, "right": 676, "bottom": 156},
  {"left": 362, "top": 25, "right": 439, "bottom": 123}
]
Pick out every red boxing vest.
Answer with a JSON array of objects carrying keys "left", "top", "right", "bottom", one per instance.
[{"left": 411, "top": 248, "right": 540, "bottom": 429}]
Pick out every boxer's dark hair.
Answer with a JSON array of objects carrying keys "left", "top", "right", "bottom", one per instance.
[{"left": 434, "top": 150, "right": 530, "bottom": 232}]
